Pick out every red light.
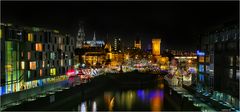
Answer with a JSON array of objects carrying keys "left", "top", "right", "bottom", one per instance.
[{"left": 66, "top": 69, "right": 75, "bottom": 76}]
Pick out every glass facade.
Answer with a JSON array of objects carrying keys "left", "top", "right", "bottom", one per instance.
[
  {"left": 1, "top": 24, "right": 74, "bottom": 96},
  {"left": 199, "top": 74, "right": 204, "bottom": 82},
  {"left": 5, "top": 41, "right": 20, "bottom": 93},
  {"left": 199, "top": 64, "right": 204, "bottom": 72}
]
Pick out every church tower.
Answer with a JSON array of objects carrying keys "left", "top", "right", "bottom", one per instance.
[{"left": 76, "top": 22, "right": 85, "bottom": 48}]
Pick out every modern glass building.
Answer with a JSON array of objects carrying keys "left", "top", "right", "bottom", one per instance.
[
  {"left": 197, "top": 21, "right": 239, "bottom": 110},
  {"left": 0, "top": 23, "right": 75, "bottom": 95}
]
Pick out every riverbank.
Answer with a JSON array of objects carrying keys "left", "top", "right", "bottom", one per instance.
[{"left": 4, "top": 71, "right": 198, "bottom": 111}]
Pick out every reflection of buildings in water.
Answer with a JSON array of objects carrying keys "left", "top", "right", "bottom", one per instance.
[
  {"left": 158, "top": 83, "right": 164, "bottom": 89},
  {"left": 78, "top": 101, "right": 97, "bottom": 112},
  {"left": 105, "top": 90, "right": 137, "bottom": 110},
  {"left": 109, "top": 97, "right": 115, "bottom": 111},
  {"left": 92, "top": 101, "right": 97, "bottom": 112},
  {"left": 104, "top": 91, "right": 114, "bottom": 110},
  {"left": 137, "top": 90, "right": 164, "bottom": 111},
  {"left": 125, "top": 91, "right": 135, "bottom": 110},
  {"left": 150, "top": 90, "right": 164, "bottom": 111},
  {"left": 103, "top": 91, "right": 115, "bottom": 111},
  {"left": 79, "top": 102, "right": 87, "bottom": 112},
  {"left": 102, "top": 89, "right": 164, "bottom": 111}
]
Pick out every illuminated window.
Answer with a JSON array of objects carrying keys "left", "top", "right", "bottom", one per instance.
[
  {"left": 28, "top": 33, "right": 33, "bottom": 41},
  {"left": 199, "top": 74, "right": 204, "bottom": 81},
  {"left": 30, "top": 61, "right": 36, "bottom": 70},
  {"left": 21, "top": 61, "right": 25, "bottom": 69},
  {"left": 69, "top": 59, "right": 71, "bottom": 66},
  {"left": 206, "top": 65, "right": 210, "bottom": 74},
  {"left": 35, "top": 43, "right": 42, "bottom": 51},
  {"left": 60, "top": 45, "right": 64, "bottom": 51},
  {"left": 28, "top": 71, "right": 31, "bottom": 79},
  {"left": 199, "top": 64, "right": 204, "bottom": 72},
  {"left": 205, "top": 56, "right": 210, "bottom": 63},
  {"left": 199, "top": 57, "right": 204, "bottom": 63},
  {"left": 39, "top": 69, "right": 43, "bottom": 76},
  {"left": 42, "top": 61, "right": 45, "bottom": 68},
  {"left": 50, "top": 68, "right": 56, "bottom": 76},
  {"left": 28, "top": 52, "right": 31, "bottom": 60},
  {"left": 228, "top": 56, "right": 234, "bottom": 66},
  {"left": 50, "top": 52, "right": 55, "bottom": 59},
  {"left": 61, "top": 59, "right": 64, "bottom": 66}
]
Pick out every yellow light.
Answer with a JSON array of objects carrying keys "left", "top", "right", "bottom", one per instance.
[
  {"left": 42, "top": 61, "right": 45, "bottom": 68},
  {"left": 30, "top": 61, "right": 36, "bottom": 70},
  {"left": 50, "top": 68, "right": 56, "bottom": 75},
  {"left": 199, "top": 57, "right": 204, "bottom": 62},
  {"left": 35, "top": 43, "right": 42, "bottom": 51},
  {"left": 39, "top": 69, "right": 43, "bottom": 76},
  {"left": 152, "top": 39, "right": 161, "bottom": 56},
  {"left": 28, "top": 33, "right": 33, "bottom": 41},
  {"left": 21, "top": 61, "right": 25, "bottom": 69}
]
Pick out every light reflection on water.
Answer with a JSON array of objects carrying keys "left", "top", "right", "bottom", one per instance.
[{"left": 77, "top": 88, "right": 164, "bottom": 111}]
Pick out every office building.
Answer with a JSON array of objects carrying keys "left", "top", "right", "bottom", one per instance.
[
  {"left": 197, "top": 22, "right": 239, "bottom": 109},
  {"left": 0, "top": 23, "right": 75, "bottom": 95},
  {"left": 113, "top": 37, "right": 122, "bottom": 53}
]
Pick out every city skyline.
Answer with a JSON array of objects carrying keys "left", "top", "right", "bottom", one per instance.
[
  {"left": 2, "top": 1, "right": 238, "bottom": 50},
  {"left": 1, "top": 1, "right": 239, "bottom": 111}
]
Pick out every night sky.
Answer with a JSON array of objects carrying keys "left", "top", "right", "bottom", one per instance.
[{"left": 2, "top": 1, "right": 239, "bottom": 51}]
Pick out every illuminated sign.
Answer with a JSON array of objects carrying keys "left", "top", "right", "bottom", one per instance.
[{"left": 196, "top": 50, "right": 205, "bottom": 56}]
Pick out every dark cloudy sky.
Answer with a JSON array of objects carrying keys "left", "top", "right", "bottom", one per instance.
[{"left": 1, "top": 1, "right": 239, "bottom": 51}]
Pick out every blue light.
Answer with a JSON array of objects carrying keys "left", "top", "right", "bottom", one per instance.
[
  {"left": 37, "top": 79, "right": 43, "bottom": 86},
  {"left": 137, "top": 90, "right": 145, "bottom": 101},
  {"left": 0, "top": 86, "right": 6, "bottom": 96},
  {"left": 196, "top": 50, "right": 205, "bottom": 56}
]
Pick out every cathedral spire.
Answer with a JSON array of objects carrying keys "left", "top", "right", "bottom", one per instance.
[{"left": 76, "top": 22, "right": 85, "bottom": 48}]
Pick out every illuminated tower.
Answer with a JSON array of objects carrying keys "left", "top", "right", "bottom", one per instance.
[
  {"left": 105, "top": 35, "right": 112, "bottom": 60},
  {"left": 152, "top": 38, "right": 161, "bottom": 56},
  {"left": 113, "top": 37, "right": 122, "bottom": 53},
  {"left": 134, "top": 38, "right": 141, "bottom": 49},
  {"left": 76, "top": 23, "right": 85, "bottom": 48}
]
